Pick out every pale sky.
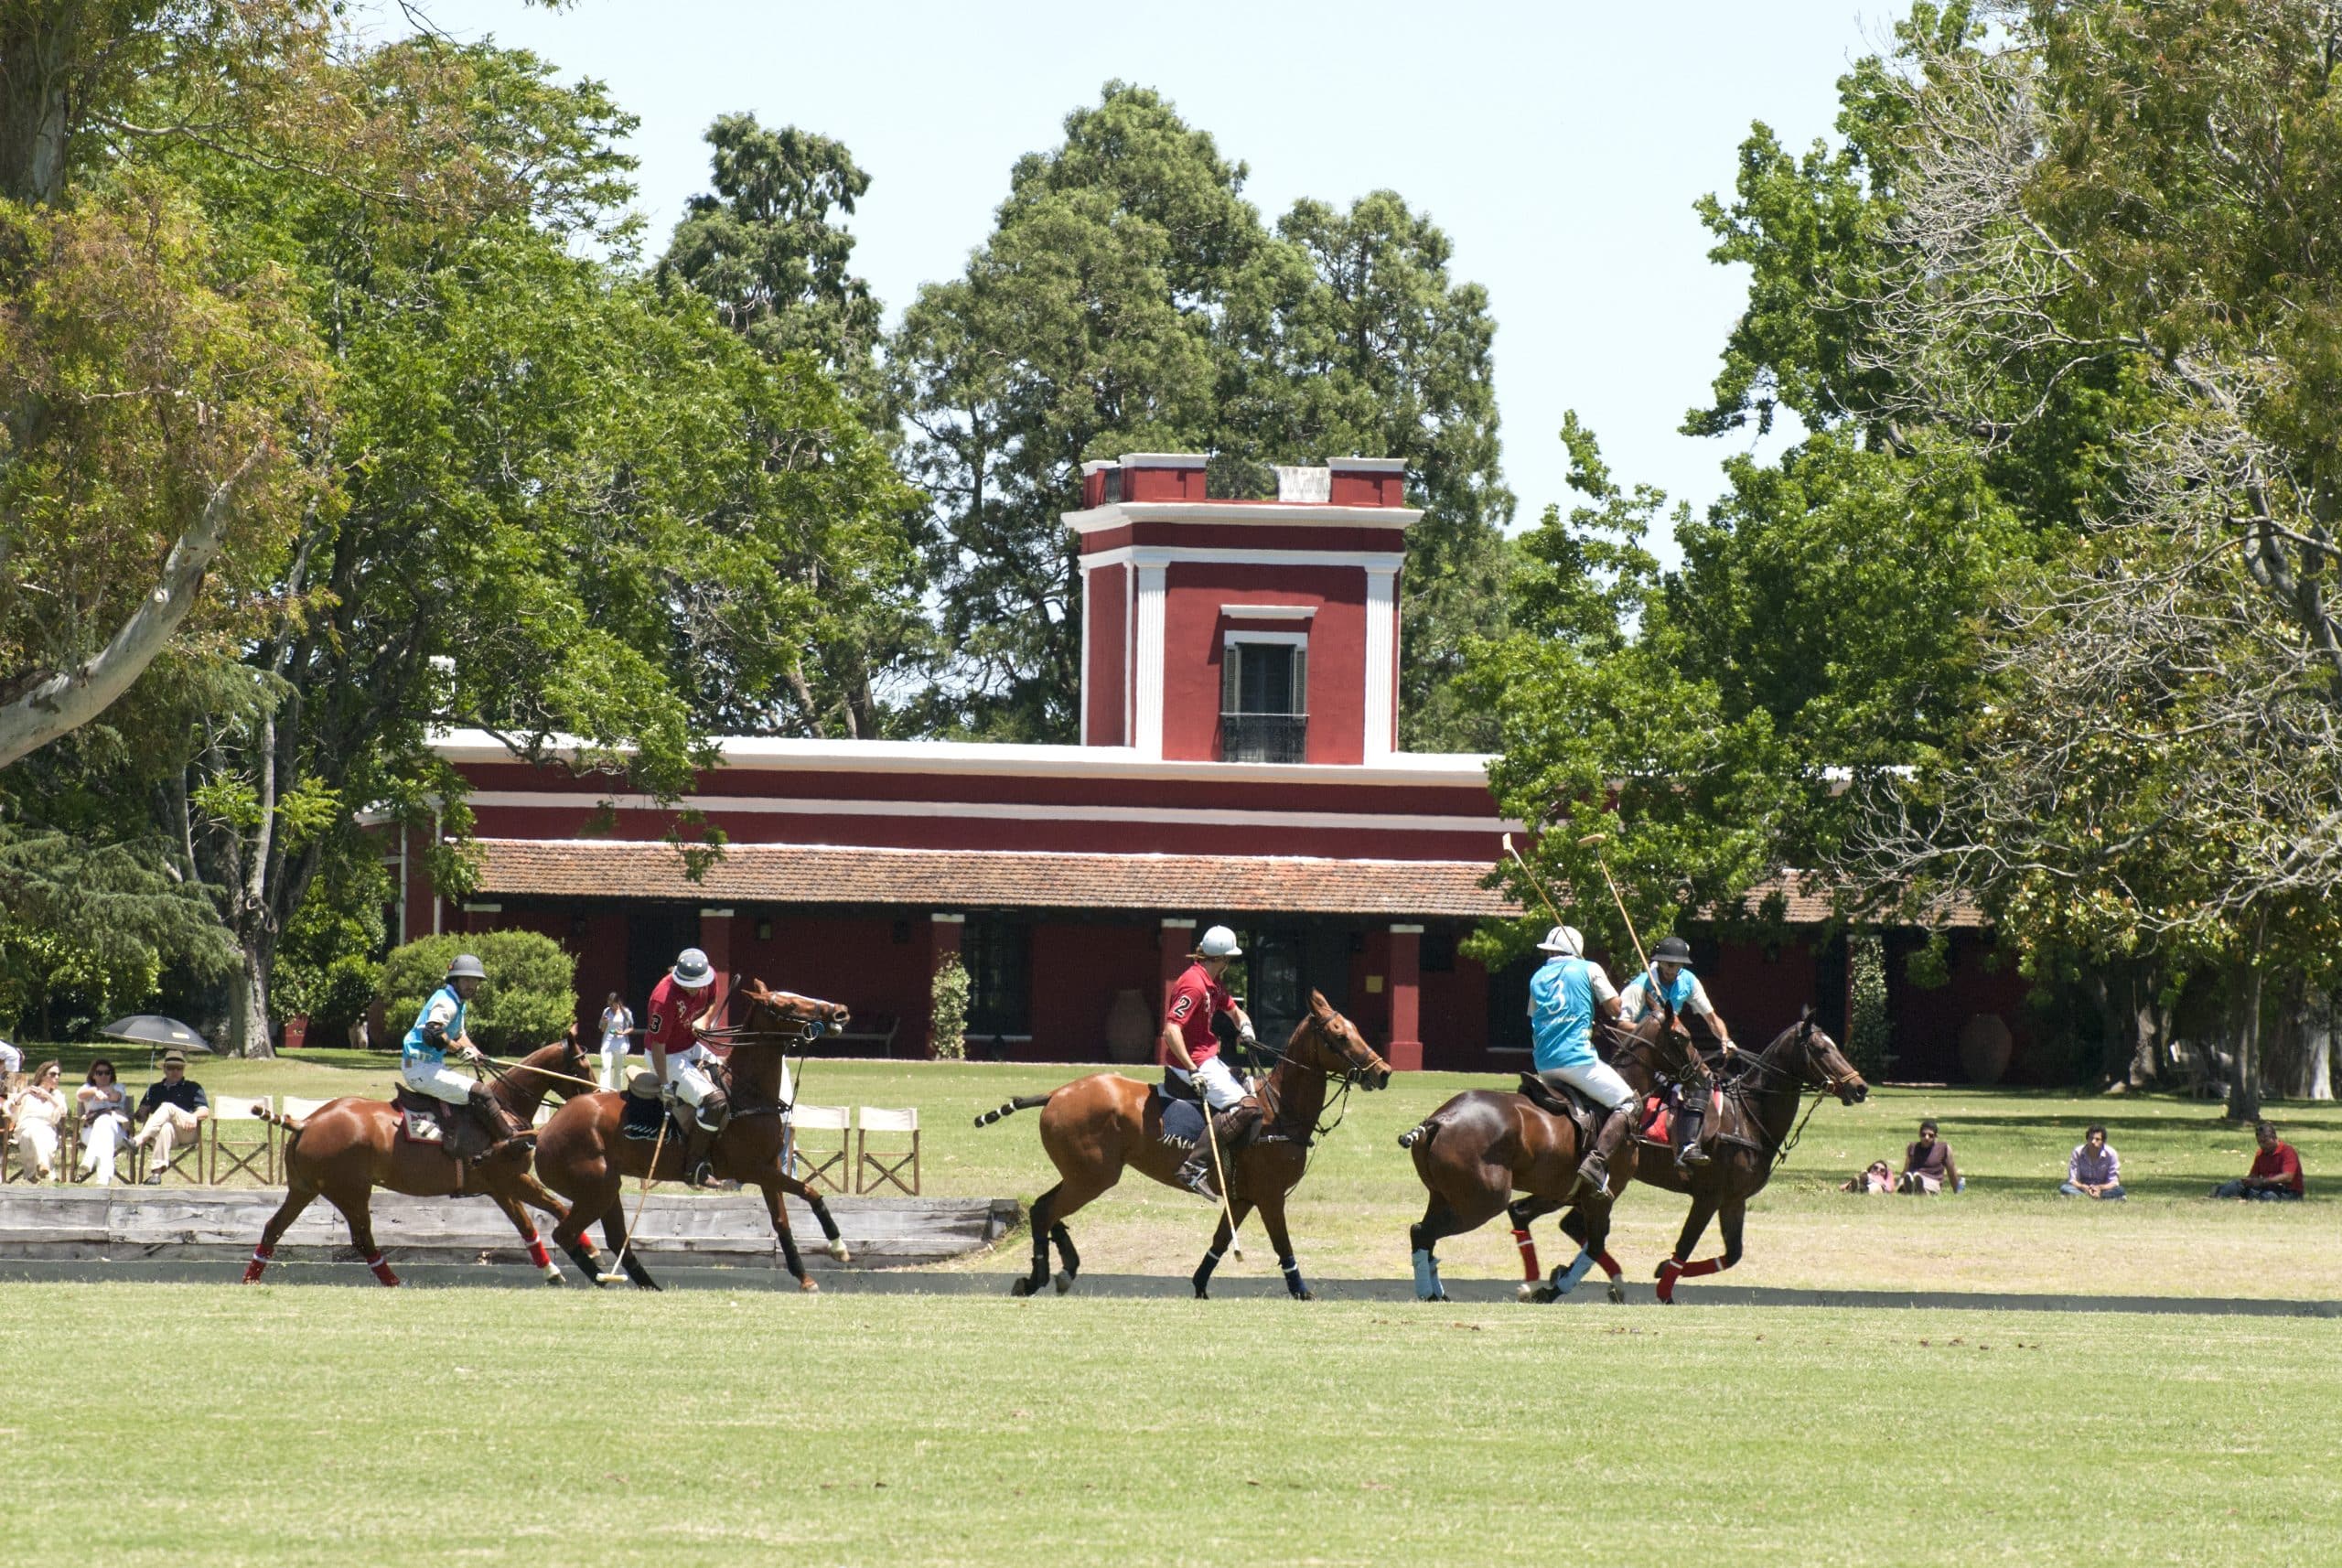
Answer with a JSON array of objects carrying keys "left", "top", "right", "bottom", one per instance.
[{"left": 398, "top": 2, "right": 1895, "bottom": 557}]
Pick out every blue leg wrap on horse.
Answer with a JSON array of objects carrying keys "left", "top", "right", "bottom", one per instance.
[
  {"left": 1411, "top": 1248, "right": 1438, "bottom": 1298},
  {"left": 1553, "top": 1248, "right": 1598, "bottom": 1295}
]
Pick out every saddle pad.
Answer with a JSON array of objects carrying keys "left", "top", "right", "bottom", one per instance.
[
  {"left": 397, "top": 1109, "right": 446, "bottom": 1145},
  {"left": 1150, "top": 1084, "right": 1206, "bottom": 1149},
  {"left": 619, "top": 1092, "right": 675, "bottom": 1144}
]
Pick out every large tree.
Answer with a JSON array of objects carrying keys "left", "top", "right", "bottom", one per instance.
[{"left": 892, "top": 84, "right": 1510, "bottom": 746}]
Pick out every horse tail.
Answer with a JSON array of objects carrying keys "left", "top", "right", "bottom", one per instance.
[
  {"left": 973, "top": 1093, "right": 1053, "bottom": 1129},
  {"left": 254, "top": 1103, "right": 308, "bottom": 1152},
  {"left": 1397, "top": 1115, "right": 1442, "bottom": 1150}
]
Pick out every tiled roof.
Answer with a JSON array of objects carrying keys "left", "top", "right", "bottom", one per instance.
[
  {"left": 1719, "top": 874, "right": 1988, "bottom": 929},
  {"left": 470, "top": 838, "right": 1520, "bottom": 918}
]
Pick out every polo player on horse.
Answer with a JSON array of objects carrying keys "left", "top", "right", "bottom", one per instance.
[
  {"left": 400, "top": 953, "right": 534, "bottom": 1155},
  {"left": 1166, "top": 924, "right": 1262, "bottom": 1204},
  {"left": 1525, "top": 924, "right": 1639, "bottom": 1200},
  {"left": 1616, "top": 934, "right": 1740, "bottom": 1171}
]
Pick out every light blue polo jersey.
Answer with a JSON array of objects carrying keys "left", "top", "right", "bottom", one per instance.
[
  {"left": 1529, "top": 956, "right": 1613, "bottom": 1074},
  {"left": 402, "top": 983, "right": 467, "bottom": 1071},
  {"left": 1623, "top": 966, "right": 1699, "bottom": 1018}
]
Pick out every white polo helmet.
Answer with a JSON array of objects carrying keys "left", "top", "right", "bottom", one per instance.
[
  {"left": 1197, "top": 925, "right": 1242, "bottom": 959},
  {"left": 1536, "top": 925, "right": 1585, "bottom": 957},
  {"left": 671, "top": 947, "right": 716, "bottom": 988}
]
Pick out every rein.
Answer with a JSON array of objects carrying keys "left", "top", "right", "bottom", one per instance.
[
  {"left": 1248, "top": 1016, "right": 1374, "bottom": 1170},
  {"left": 1708, "top": 1031, "right": 1857, "bottom": 1173}
]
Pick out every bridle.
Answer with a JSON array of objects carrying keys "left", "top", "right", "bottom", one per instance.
[
  {"left": 1712, "top": 1022, "right": 1867, "bottom": 1169},
  {"left": 1248, "top": 1009, "right": 1385, "bottom": 1155},
  {"left": 693, "top": 989, "right": 839, "bottom": 1117}
]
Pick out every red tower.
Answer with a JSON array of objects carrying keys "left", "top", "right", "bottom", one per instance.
[{"left": 1069, "top": 454, "right": 1415, "bottom": 764}]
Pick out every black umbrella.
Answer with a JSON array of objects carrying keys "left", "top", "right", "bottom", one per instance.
[{"left": 99, "top": 1015, "right": 215, "bottom": 1056}]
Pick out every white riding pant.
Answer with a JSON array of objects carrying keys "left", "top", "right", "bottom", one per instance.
[
  {"left": 401, "top": 1058, "right": 476, "bottom": 1106},
  {"left": 1172, "top": 1055, "right": 1246, "bottom": 1112},
  {"left": 661, "top": 1044, "right": 720, "bottom": 1129},
  {"left": 1541, "top": 1059, "right": 1637, "bottom": 1113}
]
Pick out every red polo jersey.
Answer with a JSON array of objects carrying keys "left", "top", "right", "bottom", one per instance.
[
  {"left": 1165, "top": 961, "right": 1235, "bottom": 1065},
  {"left": 644, "top": 973, "right": 713, "bottom": 1057}
]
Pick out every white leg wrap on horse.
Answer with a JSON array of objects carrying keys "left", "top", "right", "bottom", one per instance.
[{"left": 1555, "top": 1247, "right": 1599, "bottom": 1295}]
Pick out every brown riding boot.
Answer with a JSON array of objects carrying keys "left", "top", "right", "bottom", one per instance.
[
  {"left": 1176, "top": 1101, "right": 1262, "bottom": 1203},
  {"left": 1572, "top": 1104, "right": 1637, "bottom": 1199},
  {"left": 467, "top": 1083, "right": 534, "bottom": 1155}
]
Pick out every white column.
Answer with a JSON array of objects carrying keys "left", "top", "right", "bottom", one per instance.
[
  {"left": 1364, "top": 565, "right": 1398, "bottom": 760},
  {"left": 1133, "top": 564, "right": 1168, "bottom": 759},
  {"left": 1078, "top": 562, "right": 1092, "bottom": 746}
]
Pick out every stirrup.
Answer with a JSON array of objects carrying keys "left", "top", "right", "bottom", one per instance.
[
  {"left": 1179, "top": 1163, "right": 1220, "bottom": 1204},
  {"left": 687, "top": 1159, "right": 718, "bottom": 1189},
  {"left": 1675, "top": 1142, "right": 1709, "bottom": 1168},
  {"left": 1571, "top": 1156, "right": 1610, "bottom": 1199}
]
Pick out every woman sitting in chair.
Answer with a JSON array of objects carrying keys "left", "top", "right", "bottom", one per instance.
[{"left": 74, "top": 1059, "right": 133, "bottom": 1186}]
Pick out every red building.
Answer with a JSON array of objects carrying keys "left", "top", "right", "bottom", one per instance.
[{"left": 402, "top": 454, "right": 2031, "bottom": 1079}]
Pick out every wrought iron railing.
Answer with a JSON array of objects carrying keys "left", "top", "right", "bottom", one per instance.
[{"left": 1219, "top": 712, "right": 1308, "bottom": 764}]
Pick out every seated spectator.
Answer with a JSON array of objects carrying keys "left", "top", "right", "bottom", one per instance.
[
  {"left": 0, "top": 1034, "right": 20, "bottom": 1080},
  {"left": 75, "top": 1058, "right": 133, "bottom": 1185},
  {"left": 1898, "top": 1119, "right": 1963, "bottom": 1194},
  {"left": 5, "top": 1061, "right": 68, "bottom": 1181},
  {"left": 2213, "top": 1120, "right": 2304, "bottom": 1200},
  {"left": 132, "top": 1049, "right": 210, "bottom": 1185},
  {"left": 2059, "top": 1124, "right": 2125, "bottom": 1199}
]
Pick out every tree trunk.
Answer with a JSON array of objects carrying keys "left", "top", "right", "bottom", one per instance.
[
  {"left": 2226, "top": 917, "right": 2265, "bottom": 1122},
  {"left": 232, "top": 940, "right": 277, "bottom": 1058},
  {"left": 0, "top": 6, "right": 77, "bottom": 206},
  {"left": 2260, "top": 973, "right": 2336, "bottom": 1101},
  {"left": 2129, "top": 977, "right": 2164, "bottom": 1088}
]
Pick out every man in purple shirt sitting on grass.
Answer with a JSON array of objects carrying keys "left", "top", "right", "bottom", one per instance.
[{"left": 2059, "top": 1124, "right": 2124, "bottom": 1199}]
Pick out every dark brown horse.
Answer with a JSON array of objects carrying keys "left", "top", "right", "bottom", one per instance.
[
  {"left": 1397, "top": 1012, "right": 1697, "bottom": 1304},
  {"left": 1554, "top": 1014, "right": 1868, "bottom": 1302},
  {"left": 976, "top": 990, "right": 1391, "bottom": 1300},
  {"left": 534, "top": 979, "right": 851, "bottom": 1292},
  {"left": 244, "top": 1032, "right": 596, "bottom": 1286}
]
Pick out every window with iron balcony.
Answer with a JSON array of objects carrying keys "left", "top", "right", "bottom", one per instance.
[{"left": 1220, "top": 639, "right": 1307, "bottom": 763}]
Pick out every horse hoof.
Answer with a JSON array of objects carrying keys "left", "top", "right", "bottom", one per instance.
[
  {"left": 1292, "top": 1288, "right": 1314, "bottom": 1302},
  {"left": 1194, "top": 1285, "right": 1209, "bottom": 1300},
  {"left": 799, "top": 1276, "right": 821, "bottom": 1294},
  {"left": 1053, "top": 1271, "right": 1074, "bottom": 1295},
  {"left": 1011, "top": 1276, "right": 1038, "bottom": 1297},
  {"left": 1519, "top": 1283, "right": 1557, "bottom": 1305},
  {"left": 1607, "top": 1279, "right": 1627, "bottom": 1305},
  {"left": 542, "top": 1270, "right": 565, "bottom": 1287},
  {"left": 828, "top": 1239, "right": 852, "bottom": 1263}
]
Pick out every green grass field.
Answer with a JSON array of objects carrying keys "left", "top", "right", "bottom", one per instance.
[
  {"left": 12, "top": 1046, "right": 2337, "bottom": 1297},
  {"left": 0, "top": 1285, "right": 2333, "bottom": 1566}
]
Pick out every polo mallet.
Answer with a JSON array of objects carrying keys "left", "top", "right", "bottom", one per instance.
[
  {"left": 1575, "top": 827, "right": 1652, "bottom": 980},
  {"left": 1197, "top": 1086, "right": 1243, "bottom": 1261},
  {"left": 600, "top": 1112, "right": 667, "bottom": 1288}
]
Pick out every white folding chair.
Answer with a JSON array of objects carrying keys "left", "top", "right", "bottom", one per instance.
[
  {"left": 280, "top": 1096, "right": 333, "bottom": 1122},
  {"left": 790, "top": 1104, "right": 852, "bottom": 1194},
  {"left": 208, "top": 1097, "right": 276, "bottom": 1185},
  {"left": 855, "top": 1107, "right": 920, "bottom": 1197}
]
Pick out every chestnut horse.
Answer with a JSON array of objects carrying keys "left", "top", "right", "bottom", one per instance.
[
  {"left": 244, "top": 1032, "right": 596, "bottom": 1287},
  {"left": 975, "top": 990, "right": 1391, "bottom": 1301},
  {"left": 534, "top": 979, "right": 851, "bottom": 1292},
  {"left": 1396, "top": 1011, "right": 1697, "bottom": 1304},
  {"left": 1550, "top": 1014, "right": 1869, "bottom": 1302}
]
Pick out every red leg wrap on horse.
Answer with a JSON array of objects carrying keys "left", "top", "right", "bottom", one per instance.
[
  {"left": 1510, "top": 1230, "right": 1541, "bottom": 1281},
  {"left": 366, "top": 1252, "right": 401, "bottom": 1287},
  {"left": 525, "top": 1237, "right": 552, "bottom": 1270},
  {"left": 242, "top": 1245, "right": 273, "bottom": 1284},
  {"left": 1680, "top": 1258, "right": 1723, "bottom": 1279},
  {"left": 1655, "top": 1256, "right": 1682, "bottom": 1305},
  {"left": 1597, "top": 1251, "right": 1620, "bottom": 1279}
]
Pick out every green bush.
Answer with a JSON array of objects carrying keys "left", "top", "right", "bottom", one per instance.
[
  {"left": 1847, "top": 933, "right": 1895, "bottom": 1079},
  {"left": 270, "top": 857, "right": 389, "bottom": 1034},
  {"left": 929, "top": 955, "right": 969, "bottom": 1061},
  {"left": 381, "top": 931, "right": 576, "bottom": 1052}
]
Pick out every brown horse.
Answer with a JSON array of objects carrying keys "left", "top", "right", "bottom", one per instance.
[
  {"left": 1396, "top": 1011, "right": 1697, "bottom": 1304},
  {"left": 975, "top": 989, "right": 1391, "bottom": 1300},
  {"left": 243, "top": 1032, "right": 596, "bottom": 1286},
  {"left": 1552, "top": 1014, "right": 1869, "bottom": 1302},
  {"left": 533, "top": 979, "right": 851, "bottom": 1292}
]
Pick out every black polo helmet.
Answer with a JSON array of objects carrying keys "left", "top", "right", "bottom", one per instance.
[{"left": 1650, "top": 936, "right": 1694, "bottom": 967}]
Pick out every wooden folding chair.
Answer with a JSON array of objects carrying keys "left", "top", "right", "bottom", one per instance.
[
  {"left": 208, "top": 1097, "right": 276, "bottom": 1185},
  {"left": 789, "top": 1104, "right": 852, "bottom": 1194},
  {"left": 281, "top": 1096, "right": 332, "bottom": 1122},
  {"left": 855, "top": 1106, "right": 920, "bottom": 1197}
]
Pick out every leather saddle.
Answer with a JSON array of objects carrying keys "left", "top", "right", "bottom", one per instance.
[
  {"left": 1516, "top": 1073, "right": 1603, "bottom": 1146},
  {"left": 619, "top": 1077, "right": 690, "bottom": 1144},
  {"left": 392, "top": 1087, "right": 492, "bottom": 1161}
]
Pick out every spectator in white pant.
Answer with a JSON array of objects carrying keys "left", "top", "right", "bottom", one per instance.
[
  {"left": 133, "top": 1050, "right": 210, "bottom": 1184},
  {"left": 597, "top": 992, "right": 636, "bottom": 1092},
  {"left": 75, "top": 1059, "right": 133, "bottom": 1185},
  {"left": 5, "top": 1061, "right": 67, "bottom": 1181},
  {"left": 0, "top": 1035, "right": 20, "bottom": 1080}
]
